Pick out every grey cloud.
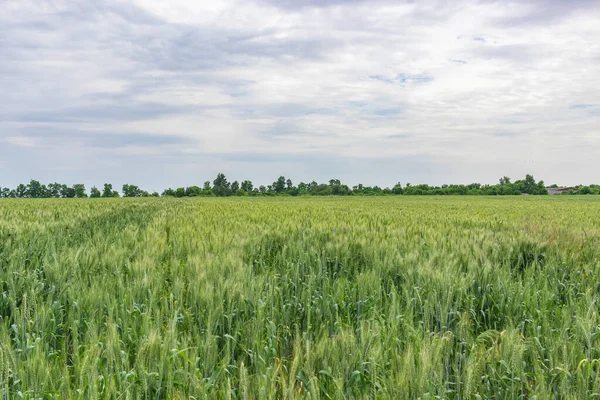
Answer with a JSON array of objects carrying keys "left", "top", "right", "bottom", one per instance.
[
  {"left": 240, "top": 104, "right": 340, "bottom": 119},
  {"left": 369, "top": 74, "right": 433, "bottom": 85},
  {"left": 373, "top": 109, "right": 402, "bottom": 116},
  {"left": 5, "top": 102, "right": 193, "bottom": 124},
  {"left": 386, "top": 134, "right": 411, "bottom": 139},
  {"left": 3, "top": 125, "right": 193, "bottom": 149},
  {"left": 485, "top": 0, "right": 600, "bottom": 26},
  {"left": 257, "top": 0, "right": 406, "bottom": 10},
  {"left": 493, "top": 131, "right": 519, "bottom": 138},
  {"left": 261, "top": 120, "right": 332, "bottom": 138},
  {"left": 472, "top": 44, "right": 554, "bottom": 64},
  {"left": 570, "top": 104, "right": 596, "bottom": 109}
]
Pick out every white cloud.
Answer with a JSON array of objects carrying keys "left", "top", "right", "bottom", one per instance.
[
  {"left": 3, "top": 136, "right": 40, "bottom": 148},
  {"left": 1, "top": 0, "right": 600, "bottom": 189}
]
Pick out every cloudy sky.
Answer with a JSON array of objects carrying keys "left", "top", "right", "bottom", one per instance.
[{"left": 1, "top": 0, "right": 599, "bottom": 191}]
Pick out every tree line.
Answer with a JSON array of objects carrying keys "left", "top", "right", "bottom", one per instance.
[{"left": 4, "top": 173, "right": 596, "bottom": 198}]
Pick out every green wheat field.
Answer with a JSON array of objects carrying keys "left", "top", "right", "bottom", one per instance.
[{"left": 1, "top": 196, "right": 600, "bottom": 399}]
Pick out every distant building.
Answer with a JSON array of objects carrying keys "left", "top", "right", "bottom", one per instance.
[{"left": 546, "top": 187, "right": 576, "bottom": 195}]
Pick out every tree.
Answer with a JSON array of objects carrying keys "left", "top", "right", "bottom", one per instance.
[
  {"left": 102, "top": 184, "right": 117, "bottom": 198},
  {"left": 392, "top": 182, "right": 404, "bottom": 195},
  {"left": 185, "top": 186, "right": 202, "bottom": 197},
  {"left": 2, "top": 174, "right": 569, "bottom": 199},
  {"left": 241, "top": 180, "right": 254, "bottom": 193},
  {"left": 533, "top": 180, "right": 548, "bottom": 195},
  {"left": 328, "top": 179, "right": 349, "bottom": 195},
  {"left": 273, "top": 176, "right": 286, "bottom": 193},
  {"left": 499, "top": 176, "right": 511, "bottom": 185},
  {"left": 122, "top": 184, "right": 148, "bottom": 197},
  {"left": 579, "top": 186, "right": 591, "bottom": 195},
  {"left": 331, "top": 184, "right": 350, "bottom": 195},
  {"left": 213, "top": 173, "right": 231, "bottom": 197},
  {"left": 122, "top": 184, "right": 135, "bottom": 197},
  {"left": 48, "top": 183, "right": 63, "bottom": 198},
  {"left": 61, "top": 186, "right": 76, "bottom": 198},
  {"left": 26, "top": 180, "right": 47, "bottom": 198},
  {"left": 311, "top": 184, "right": 332, "bottom": 196},
  {"left": 297, "top": 182, "right": 309, "bottom": 195},
  {"left": 90, "top": 186, "right": 101, "bottom": 198},
  {"left": 522, "top": 174, "right": 537, "bottom": 194},
  {"left": 73, "top": 184, "right": 87, "bottom": 198},
  {"left": 511, "top": 174, "right": 547, "bottom": 195}
]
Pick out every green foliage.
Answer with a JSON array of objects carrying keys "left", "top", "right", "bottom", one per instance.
[
  {"left": 122, "top": 184, "right": 150, "bottom": 197},
  {"left": 4, "top": 174, "right": 598, "bottom": 199},
  {"left": 241, "top": 180, "right": 254, "bottom": 193},
  {"left": 392, "top": 182, "right": 404, "bottom": 194},
  {"left": 185, "top": 185, "right": 202, "bottom": 197},
  {"left": 274, "top": 176, "right": 287, "bottom": 193},
  {"left": 213, "top": 173, "right": 231, "bottom": 196},
  {"left": 0, "top": 196, "right": 599, "bottom": 397},
  {"left": 72, "top": 183, "right": 87, "bottom": 198},
  {"left": 311, "top": 183, "right": 333, "bottom": 195},
  {"left": 102, "top": 183, "right": 119, "bottom": 198},
  {"left": 90, "top": 186, "right": 101, "bottom": 198}
]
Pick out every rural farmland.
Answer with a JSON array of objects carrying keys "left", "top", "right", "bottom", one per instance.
[{"left": 1, "top": 196, "right": 599, "bottom": 398}]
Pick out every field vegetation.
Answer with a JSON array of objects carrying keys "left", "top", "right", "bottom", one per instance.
[{"left": 0, "top": 196, "right": 599, "bottom": 398}]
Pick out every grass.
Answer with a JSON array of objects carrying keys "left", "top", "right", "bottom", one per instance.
[{"left": 0, "top": 196, "right": 600, "bottom": 398}]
